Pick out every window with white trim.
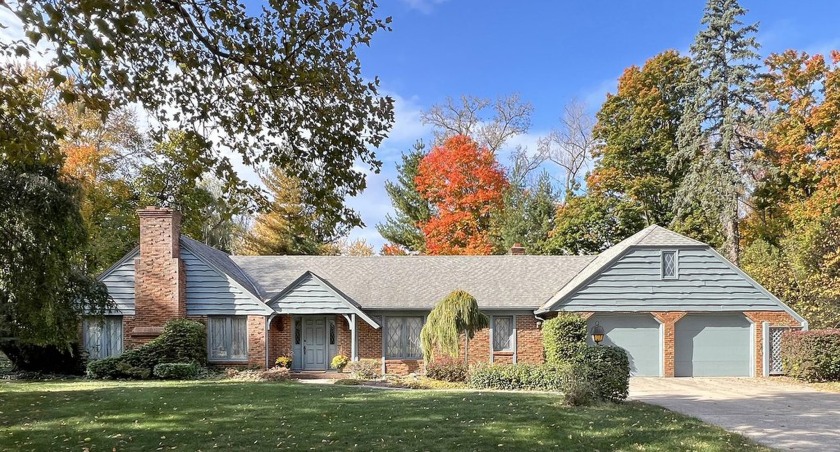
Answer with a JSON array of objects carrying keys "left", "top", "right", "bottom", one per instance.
[
  {"left": 661, "top": 250, "right": 678, "bottom": 279},
  {"left": 83, "top": 316, "right": 123, "bottom": 360},
  {"left": 385, "top": 316, "right": 423, "bottom": 359},
  {"left": 492, "top": 316, "right": 514, "bottom": 352},
  {"left": 208, "top": 316, "right": 248, "bottom": 362}
]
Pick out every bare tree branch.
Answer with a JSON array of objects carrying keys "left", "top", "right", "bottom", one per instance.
[{"left": 537, "top": 100, "right": 596, "bottom": 197}]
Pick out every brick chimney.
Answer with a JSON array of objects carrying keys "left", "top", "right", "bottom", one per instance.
[
  {"left": 509, "top": 243, "right": 526, "bottom": 255},
  {"left": 132, "top": 207, "right": 185, "bottom": 341}
]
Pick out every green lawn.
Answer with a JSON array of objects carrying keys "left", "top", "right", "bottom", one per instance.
[{"left": 0, "top": 380, "right": 766, "bottom": 451}]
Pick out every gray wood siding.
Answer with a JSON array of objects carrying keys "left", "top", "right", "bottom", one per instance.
[
  {"left": 100, "top": 253, "right": 137, "bottom": 315},
  {"left": 562, "top": 248, "right": 781, "bottom": 312},
  {"left": 183, "top": 249, "right": 267, "bottom": 315},
  {"left": 270, "top": 274, "right": 357, "bottom": 314}
]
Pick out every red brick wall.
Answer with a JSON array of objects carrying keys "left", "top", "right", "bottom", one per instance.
[
  {"left": 652, "top": 311, "right": 687, "bottom": 377},
  {"left": 745, "top": 311, "right": 802, "bottom": 377},
  {"left": 457, "top": 328, "right": 490, "bottom": 365},
  {"left": 516, "top": 315, "right": 544, "bottom": 364},
  {"left": 385, "top": 360, "right": 423, "bottom": 374},
  {"left": 268, "top": 315, "right": 292, "bottom": 366},
  {"left": 337, "top": 315, "right": 352, "bottom": 358},
  {"left": 247, "top": 315, "right": 266, "bottom": 367},
  {"left": 358, "top": 319, "right": 382, "bottom": 359},
  {"left": 132, "top": 207, "right": 185, "bottom": 341}
]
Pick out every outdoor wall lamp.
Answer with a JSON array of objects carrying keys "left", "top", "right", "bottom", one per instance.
[{"left": 591, "top": 322, "right": 605, "bottom": 345}]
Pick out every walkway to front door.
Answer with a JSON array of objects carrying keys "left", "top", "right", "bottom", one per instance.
[{"left": 302, "top": 317, "right": 327, "bottom": 370}]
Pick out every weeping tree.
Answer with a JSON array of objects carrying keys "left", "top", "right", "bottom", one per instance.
[{"left": 420, "top": 290, "right": 489, "bottom": 364}]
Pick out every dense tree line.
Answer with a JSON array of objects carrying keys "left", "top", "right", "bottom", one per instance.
[{"left": 378, "top": 0, "right": 838, "bottom": 327}]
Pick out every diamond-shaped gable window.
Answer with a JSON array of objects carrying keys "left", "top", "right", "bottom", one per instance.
[{"left": 662, "top": 251, "right": 677, "bottom": 279}]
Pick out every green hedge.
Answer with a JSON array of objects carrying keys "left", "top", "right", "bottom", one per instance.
[
  {"left": 87, "top": 319, "right": 206, "bottom": 379},
  {"left": 153, "top": 363, "right": 201, "bottom": 379},
  {"left": 782, "top": 329, "right": 840, "bottom": 382},
  {"left": 468, "top": 363, "right": 571, "bottom": 391},
  {"left": 575, "top": 346, "right": 630, "bottom": 402},
  {"left": 543, "top": 313, "right": 587, "bottom": 365},
  {"left": 467, "top": 346, "right": 630, "bottom": 404}
]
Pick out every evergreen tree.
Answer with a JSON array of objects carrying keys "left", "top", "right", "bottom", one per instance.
[
  {"left": 376, "top": 140, "right": 431, "bottom": 253},
  {"left": 673, "top": 0, "right": 763, "bottom": 265},
  {"left": 240, "top": 167, "right": 348, "bottom": 255},
  {"left": 497, "top": 172, "right": 557, "bottom": 252}
]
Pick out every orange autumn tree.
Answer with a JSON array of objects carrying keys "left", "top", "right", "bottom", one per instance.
[
  {"left": 741, "top": 50, "right": 840, "bottom": 327},
  {"left": 415, "top": 135, "right": 508, "bottom": 254}
]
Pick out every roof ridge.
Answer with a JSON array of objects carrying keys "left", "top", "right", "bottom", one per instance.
[{"left": 634, "top": 224, "right": 660, "bottom": 245}]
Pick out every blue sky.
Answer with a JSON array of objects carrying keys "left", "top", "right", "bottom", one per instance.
[
  {"left": 338, "top": 0, "right": 840, "bottom": 249},
  {"left": 5, "top": 1, "right": 837, "bottom": 250}
]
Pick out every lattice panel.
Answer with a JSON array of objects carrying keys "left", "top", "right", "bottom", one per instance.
[
  {"left": 769, "top": 327, "right": 790, "bottom": 375},
  {"left": 405, "top": 317, "right": 423, "bottom": 359},
  {"left": 386, "top": 318, "right": 403, "bottom": 357},
  {"left": 493, "top": 317, "right": 513, "bottom": 351}
]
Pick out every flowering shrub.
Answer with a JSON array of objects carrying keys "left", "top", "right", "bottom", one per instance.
[
  {"left": 275, "top": 356, "right": 292, "bottom": 369},
  {"left": 331, "top": 355, "right": 349, "bottom": 371}
]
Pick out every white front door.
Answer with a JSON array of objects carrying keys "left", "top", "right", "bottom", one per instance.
[{"left": 303, "top": 317, "right": 327, "bottom": 370}]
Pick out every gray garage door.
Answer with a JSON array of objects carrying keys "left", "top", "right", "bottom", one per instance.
[
  {"left": 675, "top": 314, "right": 751, "bottom": 377},
  {"left": 588, "top": 314, "right": 661, "bottom": 376}
]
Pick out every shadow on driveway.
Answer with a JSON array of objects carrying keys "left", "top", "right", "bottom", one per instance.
[{"left": 630, "top": 377, "right": 840, "bottom": 451}]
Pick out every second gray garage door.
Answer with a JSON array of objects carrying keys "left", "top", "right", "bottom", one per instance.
[
  {"left": 675, "top": 313, "right": 752, "bottom": 377},
  {"left": 588, "top": 314, "right": 661, "bottom": 376}
]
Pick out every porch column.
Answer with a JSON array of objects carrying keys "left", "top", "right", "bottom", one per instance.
[{"left": 351, "top": 313, "right": 358, "bottom": 361}]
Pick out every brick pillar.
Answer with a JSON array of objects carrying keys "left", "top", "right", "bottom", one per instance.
[
  {"left": 247, "top": 315, "right": 266, "bottom": 367},
  {"left": 652, "top": 311, "right": 687, "bottom": 377},
  {"left": 132, "top": 207, "right": 185, "bottom": 343}
]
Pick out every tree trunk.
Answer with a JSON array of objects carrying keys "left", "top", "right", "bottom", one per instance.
[
  {"left": 725, "top": 199, "right": 740, "bottom": 266},
  {"left": 464, "top": 333, "right": 469, "bottom": 365}
]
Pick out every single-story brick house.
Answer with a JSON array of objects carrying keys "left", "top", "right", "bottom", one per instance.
[{"left": 85, "top": 207, "right": 806, "bottom": 377}]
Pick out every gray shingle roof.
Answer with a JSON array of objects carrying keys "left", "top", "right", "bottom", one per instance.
[
  {"left": 231, "top": 255, "right": 595, "bottom": 309},
  {"left": 535, "top": 225, "right": 706, "bottom": 313},
  {"left": 180, "top": 236, "right": 265, "bottom": 300}
]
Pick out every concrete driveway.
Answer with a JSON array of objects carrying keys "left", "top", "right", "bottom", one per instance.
[{"left": 630, "top": 378, "right": 840, "bottom": 451}]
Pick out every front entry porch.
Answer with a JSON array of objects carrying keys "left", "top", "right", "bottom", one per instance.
[{"left": 265, "top": 271, "right": 381, "bottom": 370}]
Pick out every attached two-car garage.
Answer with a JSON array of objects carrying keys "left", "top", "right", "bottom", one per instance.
[{"left": 587, "top": 313, "right": 753, "bottom": 377}]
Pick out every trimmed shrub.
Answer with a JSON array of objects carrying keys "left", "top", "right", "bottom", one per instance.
[
  {"left": 782, "top": 329, "right": 840, "bottom": 382},
  {"left": 86, "top": 356, "right": 122, "bottom": 379},
  {"left": 347, "top": 359, "right": 381, "bottom": 380},
  {"left": 543, "top": 313, "right": 587, "bottom": 365},
  {"left": 468, "top": 363, "right": 571, "bottom": 391},
  {"left": 0, "top": 341, "right": 87, "bottom": 375},
  {"left": 86, "top": 319, "right": 207, "bottom": 379},
  {"left": 575, "top": 346, "right": 629, "bottom": 402},
  {"left": 153, "top": 363, "right": 201, "bottom": 380},
  {"left": 426, "top": 357, "right": 468, "bottom": 382}
]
